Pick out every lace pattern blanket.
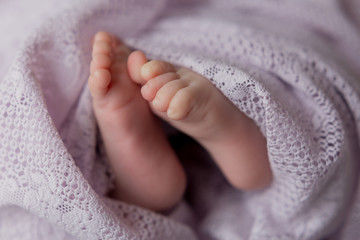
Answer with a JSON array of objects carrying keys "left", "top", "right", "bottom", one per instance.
[{"left": 1, "top": 0, "right": 360, "bottom": 239}]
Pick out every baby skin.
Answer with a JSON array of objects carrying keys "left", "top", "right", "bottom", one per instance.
[{"left": 88, "top": 32, "right": 272, "bottom": 212}]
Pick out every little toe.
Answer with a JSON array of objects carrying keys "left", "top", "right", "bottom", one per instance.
[
  {"left": 141, "top": 60, "right": 176, "bottom": 81},
  {"left": 141, "top": 72, "right": 180, "bottom": 101},
  {"left": 152, "top": 79, "right": 188, "bottom": 112},
  {"left": 88, "top": 69, "right": 112, "bottom": 100},
  {"left": 128, "top": 50, "right": 148, "bottom": 85}
]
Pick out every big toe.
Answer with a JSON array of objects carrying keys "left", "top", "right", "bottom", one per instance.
[{"left": 128, "top": 50, "right": 148, "bottom": 85}]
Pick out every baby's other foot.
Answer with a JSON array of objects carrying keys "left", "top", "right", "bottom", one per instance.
[
  {"left": 128, "top": 51, "right": 229, "bottom": 141},
  {"left": 128, "top": 52, "right": 272, "bottom": 190},
  {"left": 88, "top": 32, "right": 186, "bottom": 211},
  {"left": 88, "top": 32, "right": 137, "bottom": 110}
]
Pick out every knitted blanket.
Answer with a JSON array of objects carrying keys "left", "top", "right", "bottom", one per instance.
[{"left": 1, "top": 0, "right": 360, "bottom": 239}]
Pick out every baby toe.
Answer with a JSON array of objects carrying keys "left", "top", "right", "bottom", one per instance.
[
  {"left": 152, "top": 79, "right": 188, "bottom": 112},
  {"left": 88, "top": 68, "right": 112, "bottom": 100},
  {"left": 167, "top": 87, "right": 194, "bottom": 120},
  {"left": 141, "top": 72, "right": 180, "bottom": 101},
  {"left": 92, "top": 41, "right": 113, "bottom": 56},
  {"left": 128, "top": 50, "right": 148, "bottom": 85},
  {"left": 141, "top": 60, "right": 176, "bottom": 81},
  {"left": 94, "top": 31, "right": 115, "bottom": 45},
  {"left": 90, "top": 53, "right": 113, "bottom": 74}
]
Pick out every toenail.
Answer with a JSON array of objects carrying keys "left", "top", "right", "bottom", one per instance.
[
  {"left": 142, "top": 83, "right": 149, "bottom": 91},
  {"left": 167, "top": 107, "right": 174, "bottom": 116},
  {"left": 152, "top": 97, "right": 161, "bottom": 108},
  {"left": 94, "top": 70, "right": 101, "bottom": 79},
  {"left": 141, "top": 64, "right": 151, "bottom": 76}
]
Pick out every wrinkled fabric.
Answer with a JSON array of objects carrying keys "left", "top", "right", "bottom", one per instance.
[{"left": 0, "top": 0, "right": 360, "bottom": 239}]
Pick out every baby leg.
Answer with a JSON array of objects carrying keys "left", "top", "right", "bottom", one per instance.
[
  {"left": 128, "top": 51, "right": 272, "bottom": 190},
  {"left": 88, "top": 32, "right": 186, "bottom": 211}
]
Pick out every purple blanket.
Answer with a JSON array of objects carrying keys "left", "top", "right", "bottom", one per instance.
[{"left": 1, "top": 0, "right": 360, "bottom": 239}]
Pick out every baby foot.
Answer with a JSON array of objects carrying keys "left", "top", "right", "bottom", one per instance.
[
  {"left": 88, "top": 32, "right": 186, "bottom": 211},
  {"left": 128, "top": 52, "right": 272, "bottom": 190},
  {"left": 128, "top": 51, "right": 240, "bottom": 143}
]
